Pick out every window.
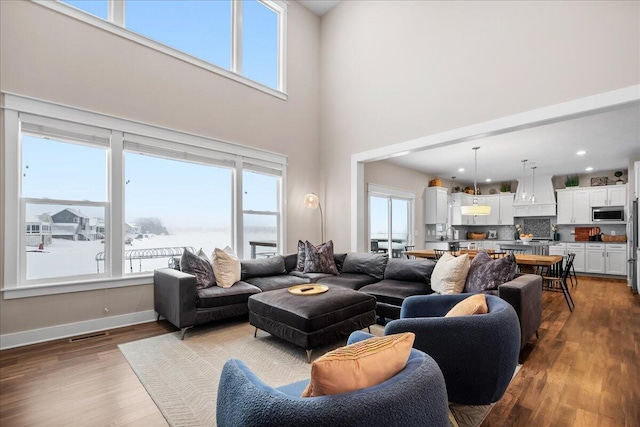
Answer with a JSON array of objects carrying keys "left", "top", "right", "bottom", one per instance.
[
  {"left": 368, "top": 185, "right": 415, "bottom": 259},
  {"left": 125, "top": 0, "right": 232, "bottom": 70},
  {"left": 61, "top": 0, "right": 108, "bottom": 19},
  {"left": 123, "top": 151, "right": 232, "bottom": 273},
  {"left": 52, "top": 0, "right": 286, "bottom": 94},
  {"left": 242, "top": 169, "right": 281, "bottom": 258},
  {"left": 21, "top": 129, "right": 109, "bottom": 282},
  {"left": 4, "top": 95, "right": 287, "bottom": 296},
  {"left": 242, "top": 0, "right": 279, "bottom": 89}
]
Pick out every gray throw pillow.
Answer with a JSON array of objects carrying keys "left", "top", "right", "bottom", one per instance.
[
  {"left": 464, "top": 251, "right": 517, "bottom": 293},
  {"left": 295, "top": 240, "right": 306, "bottom": 271},
  {"left": 342, "top": 252, "right": 389, "bottom": 280},
  {"left": 181, "top": 248, "right": 215, "bottom": 289},
  {"left": 384, "top": 258, "right": 435, "bottom": 283},
  {"left": 303, "top": 240, "right": 339, "bottom": 274},
  {"left": 241, "top": 256, "right": 287, "bottom": 280}
]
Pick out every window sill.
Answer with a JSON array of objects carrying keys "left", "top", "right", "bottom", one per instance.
[
  {"left": 32, "top": 0, "right": 288, "bottom": 101},
  {"left": 1, "top": 275, "right": 154, "bottom": 299}
]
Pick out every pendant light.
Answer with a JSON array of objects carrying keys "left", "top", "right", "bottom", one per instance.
[
  {"left": 461, "top": 147, "right": 491, "bottom": 216},
  {"left": 449, "top": 176, "right": 457, "bottom": 207},
  {"left": 520, "top": 159, "right": 528, "bottom": 201},
  {"left": 529, "top": 166, "right": 537, "bottom": 203}
]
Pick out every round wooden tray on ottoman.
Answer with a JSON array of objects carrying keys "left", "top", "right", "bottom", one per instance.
[{"left": 248, "top": 286, "right": 376, "bottom": 362}]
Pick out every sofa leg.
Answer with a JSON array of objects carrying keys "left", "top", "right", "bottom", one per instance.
[
  {"left": 367, "top": 326, "right": 371, "bottom": 333},
  {"left": 306, "top": 349, "right": 313, "bottom": 363},
  {"left": 157, "top": 314, "right": 161, "bottom": 322},
  {"left": 254, "top": 327, "right": 258, "bottom": 338},
  {"left": 535, "top": 330, "right": 539, "bottom": 339},
  {"left": 180, "top": 326, "right": 193, "bottom": 340}
]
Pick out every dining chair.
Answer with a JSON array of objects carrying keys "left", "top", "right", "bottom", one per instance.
[
  {"left": 404, "top": 245, "right": 416, "bottom": 259},
  {"left": 542, "top": 253, "right": 575, "bottom": 311},
  {"left": 489, "top": 251, "right": 507, "bottom": 259},
  {"left": 507, "top": 249, "right": 527, "bottom": 255},
  {"left": 370, "top": 240, "right": 380, "bottom": 253},
  {"left": 433, "top": 249, "right": 448, "bottom": 260}
]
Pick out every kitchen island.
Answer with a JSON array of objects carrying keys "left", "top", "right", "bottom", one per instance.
[{"left": 498, "top": 241, "right": 555, "bottom": 256}]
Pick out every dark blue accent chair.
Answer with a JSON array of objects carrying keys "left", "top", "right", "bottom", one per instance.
[
  {"left": 385, "top": 294, "right": 520, "bottom": 406},
  {"left": 216, "top": 331, "right": 450, "bottom": 427}
]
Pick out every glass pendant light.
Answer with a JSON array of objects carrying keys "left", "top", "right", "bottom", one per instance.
[
  {"left": 461, "top": 147, "right": 491, "bottom": 216},
  {"left": 530, "top": 166, "right": 537, "bottom": 203},
  {"left": 521, "top": 159, "right": 528, "bottom": 201}
]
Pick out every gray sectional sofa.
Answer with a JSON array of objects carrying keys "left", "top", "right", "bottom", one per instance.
[{"left": 153, "top": 251, "right": 541, "bottom": 352}]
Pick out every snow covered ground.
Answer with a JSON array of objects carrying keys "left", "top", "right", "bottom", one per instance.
[{"left": 26, "top": 229, "right": 275, "bottom": 280}]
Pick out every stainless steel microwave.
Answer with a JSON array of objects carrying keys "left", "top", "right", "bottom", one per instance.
[{"left": 592, "top": 206, "right": 625, "bottom": 222}]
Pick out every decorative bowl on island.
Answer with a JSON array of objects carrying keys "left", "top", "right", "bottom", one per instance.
[{"left": 520, "top": 234, "right": 534, "bottom": 243}]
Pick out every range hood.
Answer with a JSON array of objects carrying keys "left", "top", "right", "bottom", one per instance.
[{"left": 513, "top": 174, "right": 557, "bottom": 217}]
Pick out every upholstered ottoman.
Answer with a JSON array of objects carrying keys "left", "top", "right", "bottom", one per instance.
[{"left": 248, "top": 286, "right": 376, "bottom": 362}]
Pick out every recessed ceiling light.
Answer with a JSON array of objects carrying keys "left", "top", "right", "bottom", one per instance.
[
  {"left": 585, "top": 167, "right": 593, "bottom": 171},
  {"left": 576, "top": 150, "right": 586, "bottom": 155},
  {"left": 485, "top": 178, "right": 492, "bottom": 182},
  {"left": 458, "top": 168, "right": 465, "bottom": 172}
]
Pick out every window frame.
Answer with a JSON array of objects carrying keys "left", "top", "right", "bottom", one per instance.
[
  {"left": 36, "top": 0, "right": 288, "bottom": 99},
  {"left": 2, "top": 93, "right": 287, "bottom": 299}
]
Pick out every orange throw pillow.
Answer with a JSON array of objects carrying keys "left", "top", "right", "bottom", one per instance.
[
  {"left": 301, "top": 333, "right": 415, "bottom": 397},
  {"left": 445, "top": 294, "right": 488, "bottom": 317}
]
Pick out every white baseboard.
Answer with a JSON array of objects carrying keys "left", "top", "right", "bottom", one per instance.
[{"left": 0, "top": 310, "right": 157, "bottom": 350}]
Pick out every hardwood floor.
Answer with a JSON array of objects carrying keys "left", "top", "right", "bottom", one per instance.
[
  {"left": 484, "top": 276, "right": 640, "bottom": 427},
  {"left": 0, "top": 276, "right": 638, "bottom": 426}
]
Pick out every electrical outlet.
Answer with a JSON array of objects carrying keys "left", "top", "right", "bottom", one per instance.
[
  {"left": 570, "top": 230, "right": 575, "bottom": 235},
  {"left": 104, "top": 307, "right": 109, "bottom": 313}
]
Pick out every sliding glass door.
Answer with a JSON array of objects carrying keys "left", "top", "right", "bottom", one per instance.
[{"left": 369, "top": 186, "right": 414, "bottom": 258}]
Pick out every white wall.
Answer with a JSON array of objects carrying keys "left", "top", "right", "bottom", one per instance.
[
  {"left": 0, "top": 0, "right": 321, "bottom": 335},
  {"left": 320, "top": 0, "right": 640, "bottom": 251}
]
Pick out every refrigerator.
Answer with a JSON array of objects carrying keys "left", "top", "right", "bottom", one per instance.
[{"left": 629, "top": 198, "right": 638, "bottom": 293}]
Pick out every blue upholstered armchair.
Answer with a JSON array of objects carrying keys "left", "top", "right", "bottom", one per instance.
[
  {"left": 385, "top": 294, "right": 520, "bottom": 406},
  {"left": 216, "top": 331, "right": 450, "bottom": 427}
]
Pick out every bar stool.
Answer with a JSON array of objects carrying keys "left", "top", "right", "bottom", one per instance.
[{"left": 404, "top": 245, "right": 416, "bottom": 259}]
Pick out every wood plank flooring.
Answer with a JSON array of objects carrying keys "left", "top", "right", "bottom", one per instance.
[{"left": 1, "top": 276, "right": 638, "bottom": 426}]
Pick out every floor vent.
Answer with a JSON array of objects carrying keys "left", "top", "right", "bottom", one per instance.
[{"left": 69, "top": 331, "right": 109, "bottom": 343}]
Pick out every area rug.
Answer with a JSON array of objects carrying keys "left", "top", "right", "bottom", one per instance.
[{"left": 119, "top": 319, "right": 519, "bottom": 427}]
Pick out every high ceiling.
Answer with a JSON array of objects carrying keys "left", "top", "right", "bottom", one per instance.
[
  {"left": 387, "top": 102, "right": 640, "bottom": 184},
  {"left": 298, "top": 0, "right": 341, "bottom": 16}
]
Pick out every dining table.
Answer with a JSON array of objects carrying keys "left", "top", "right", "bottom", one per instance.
[{"left": 404, "top": 249, "right": 563, "bottom": 269}]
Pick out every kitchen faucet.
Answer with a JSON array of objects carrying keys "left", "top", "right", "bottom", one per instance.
[{"left": 445, "top": 226, "right": 457, "bottom": 240}]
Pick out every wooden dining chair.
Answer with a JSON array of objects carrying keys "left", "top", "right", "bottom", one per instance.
[
  {"left": 434, "top": 249, "right": 448, "bottom": 260},
  {"left": 489, "top": 251, "right": 507, "bottom": 259},
  {"left": 542, "top": 253, "right": 575, "bottom": 312},
  {"left": 404, "top": 245, "right": 416, "bottom": 259}
]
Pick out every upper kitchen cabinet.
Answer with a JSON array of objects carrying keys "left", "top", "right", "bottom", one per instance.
[
  {"left": 425, "top": 186, "right": 448, "bottom": 224},
  {"left": 556, "top": 188, "right": 591, "bottom": 224},
  {"left": 486, "top": 194, "right": 514, "bottom": 225},
  {"left": 451, "top": 193, "right": 473, "bottom": 225},
  {"left": 589, "top": 184, "right": 627, "bottom": 207}
]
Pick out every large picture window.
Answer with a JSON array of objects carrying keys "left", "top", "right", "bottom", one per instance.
[
  {"left": 123, "top": 152, "right": 233, "bottom": 274},
  {"left": 57, "top": 0, "right": 286, "bottom": 93},
  {"left": 3, "top": 95, "right": 286, "bottom": 297}
]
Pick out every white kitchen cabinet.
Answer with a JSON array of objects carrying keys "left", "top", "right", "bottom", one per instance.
[
  {"left": 549, "top": 243, "right": 566, "bottom": 257},
  {"left": 485, "top": 194, "right": 515, "bottom": 225},
  {"left": 451, "top": 193, "right": 474, "bottom": 226},
  {"left": 605, "top": 244, "right": 627, "bottom": 276},
  {"left": 590, "top": 184, "right": 627, "bottom": 207},
  {"left": 556, "top": 188, "right": 590, "bottom": 224},
  {"left": 566, "top": 243, "right": 585, "bottom": 273},
  {"left": 585, "top": 243, "right": 605, "bottom": 273},
  {"left": 425, "top": 187, "right": 448, "bottom": 224}
]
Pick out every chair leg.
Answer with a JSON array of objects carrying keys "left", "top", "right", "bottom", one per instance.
[
  {"left": 535, "top": 330, "right": 539, "bottom": 339},
  {"left": 254, "top": 327, "right": 258, "bottom": 338},
  {"left": 157, "top": 314, "right": 161, "bottom": 322},
  {"left": 306, "top": 349, "right": 313, "bottom": 363},
  {"left": 367, "top": 326, "right": 371, "bottom": 333}
]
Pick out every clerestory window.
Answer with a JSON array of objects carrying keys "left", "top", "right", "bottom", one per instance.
[{"left": 54, "top": 0, "right": 286, "bottom": 95}]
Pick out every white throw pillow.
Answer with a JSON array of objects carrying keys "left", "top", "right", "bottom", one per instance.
[
  {"left": 212, "top": 246, "right": 241, "bottom": 288},
  {"left": 430, "top": 253, "right": 470, "bottom": 295}
]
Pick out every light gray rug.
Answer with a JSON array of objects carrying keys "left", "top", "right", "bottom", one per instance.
[{"left": 119, "top": 319, "right": 518, "bottom": 427}]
